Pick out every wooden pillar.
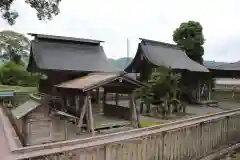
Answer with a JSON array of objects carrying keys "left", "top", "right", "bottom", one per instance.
[
  {"left": 64, "top": 120, "right": 68, "bottom": 140},
  {"left": 197, "top": 80, "right": 201, "bottom": 102},
  {"left": 96, "top": 88, "right": 100, "bottom": 105},
  {"left": 62, "top": 96, "right": 67, "bottom": 112},
  {"left": 115, "top": 92, "right": 119, "bottom": 106},
  {"left": 140, "top": 99, "right": 144, "bottom": 114},
  {"left": 77, "top": 96, "right": 88, "bottom": 133},
  {"left": 103, "top": 90, "right": 107, "bottom": 105},
  {"left": 208, "top": 82, "right": 212, "bottom": 100},
  {"left": 75, "top": 95, "right": 80, "bottom": 113},
  {"left": 130, "top": 94, "right": 139, "bottom": 128},
  {"left": 87, "top": 94, "right": 95, "bottom": 136}
]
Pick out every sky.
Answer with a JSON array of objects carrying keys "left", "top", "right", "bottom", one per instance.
[{"left": 0, "top": 0, "right": 240, "bottom": 62}]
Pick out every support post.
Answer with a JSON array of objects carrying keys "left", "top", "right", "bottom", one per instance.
[
  {"left": 87, "top": 94, "right": 95, "bottom": 136},
  {"left": 208, "top": 82, "right": 212, "bottom": 100},
  {"left": 77, "top": 96, "right": 88, "bottom": 130},
  {"left": 103, "top": 90, "right": 107, "bottom": 105},
  {"left": 129, "top": 94, "right": 139, "bottom": 127},
  {"left": 64, "top": 120, "right": 68, "bottom": 140},
  {"left": 96, "top": 88, "right": 100, "bottom": 105},
  {"left": 132, "top": 94, "right": 140, "bottom": 128},
  {"left": 75, "top": 95, "right": 80, "bottom": 113},
  {"left": 197, "top": 80, "right": 201, "bottom": 102},
  {"left": 115, "top": 92, "right": 119, "bottom": 106}
]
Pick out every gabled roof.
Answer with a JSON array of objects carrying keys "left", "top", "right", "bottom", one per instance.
[
  {"left": 125, "top": 38, "right": 209, "bottom": 73},
  {"left": 55, "top": 72, "right": 145, "bottom": 92},
  {"left": 27, "top": 34, "right": 117, "bottom": 73}
]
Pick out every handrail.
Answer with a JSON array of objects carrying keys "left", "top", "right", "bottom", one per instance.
[
  {"left": 0, "top": 107, "right": 19, "bottom": 150},
  {"left": 10, "top": 108, "right": 240, "bottom": 159}
]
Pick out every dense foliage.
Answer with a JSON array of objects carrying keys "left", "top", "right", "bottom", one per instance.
[
  {"left": 0, "top": 30, "right": 39, "bottom": 87},
  {"left": 0, "top": 61, "right": 39, "bottom": 87},
  {"left": 1, "top": 0, "right": 61, "bottom": 25},
  {"left": 135, "top": 67, "right": 182, "bottom": 116},
  {"left": 173, "top": 21, "right": 205, "bottom": 64}
]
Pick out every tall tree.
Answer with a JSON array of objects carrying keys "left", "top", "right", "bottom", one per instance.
[
  {"left": 0, "top": 30, "right": 30, "bottom": 64},
  {"left": 1, "top": 0, "right": 61, "bottom": 25},
  {"left": 173, "top": 21, "right": 205, "bottom": 64}
]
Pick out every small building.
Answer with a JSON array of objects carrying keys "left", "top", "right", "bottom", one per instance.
[
  {"left": 207, "top": 62, "right": 240, "bottom": 100},
  {"left": 11, "top": 97, "right": 81, "bottom": 146},
  {"left": 27, "top": 33, "right": 118, "bottom": 94},
  {"left": 125, "top": 38, "right": 211, "bottom": 103},
  {"left": 215, "top": 78, "right": 240, "bottom": 90},
  {"left": 208, "top": 61, "right": 240, "bottom": 78},
  {"left": 10, "top": 72, "right": 144, "bottom": 146}
]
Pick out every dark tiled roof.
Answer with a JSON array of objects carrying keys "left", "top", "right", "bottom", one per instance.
[
  {"left": 27, "top": 39, "right": 117, "bottom": 72},
  {"left": 125, "top": 38, "right": 209, "bottom": 72}
]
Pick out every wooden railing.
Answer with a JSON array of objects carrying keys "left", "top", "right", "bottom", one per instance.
[{"left": 5, "top": 108, "right": 240, "bottom": 160}]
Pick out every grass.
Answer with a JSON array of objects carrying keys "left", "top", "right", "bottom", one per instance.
[
  {"left": 0, "top": 85, "right": 37, "bottom": 106},
  {"left": 140, "top": 121, "right": 163, "bottom": 127},
  {"left": 0, "top": 84, "right": 36, "bottom": 93}
]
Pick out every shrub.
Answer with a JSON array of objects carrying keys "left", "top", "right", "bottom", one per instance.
[{"left": 0, "top": 61, "right": 39, "bottom": 87}]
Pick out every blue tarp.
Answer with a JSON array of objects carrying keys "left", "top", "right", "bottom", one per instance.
[{"left": 0, "top": 91, "right": 15, "bottom": 97}]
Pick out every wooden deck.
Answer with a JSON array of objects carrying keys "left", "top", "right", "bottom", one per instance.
[
  {"left": 94, "top": 113, "right": 131, "bottom": 130},
  {"left": 66, "top": 113, "right": 133, "bottom": 140}
]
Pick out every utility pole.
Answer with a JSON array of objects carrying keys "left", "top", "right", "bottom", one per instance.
[{"left": 126, "top": 38, "right": 130, "bottom": 66}]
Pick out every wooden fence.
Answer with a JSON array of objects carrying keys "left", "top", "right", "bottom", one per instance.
[{"left": 3, "top": 108, "right": 239, "bottom": 160}]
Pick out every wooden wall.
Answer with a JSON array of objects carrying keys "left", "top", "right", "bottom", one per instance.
[{"left": 24, "top": 104, "right": 66, "bottom": 145}]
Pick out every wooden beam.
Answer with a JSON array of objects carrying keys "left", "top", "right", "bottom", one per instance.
[
  {"left": 77, "top": 96, "right": 88, "bottom": 130},
  {"left": 64, "top": 120, "right": 68, "bottom": 140},
  {"left": 115, "top": 92, "right": 119, "bottom": 106},
  {"left": 87, "top": 95, "right": 95, "bottom": 136},
  {"left": 75, "top": 95, "right": 80, "bottom": 113},
  {"left": 197, "top": 80, "right": 201, "bottom": 102},
  {"left": 208, "top": 82, "right": 212, "bottom": 100},
  {"left": 131, "top": 94, "right": 139, "bottom": 128},
  {"left": 103, "top": 90, "right": 107, "bottom": 105},
  {"left": 96, "top": 88, "right": 100, "bottom": 105}
]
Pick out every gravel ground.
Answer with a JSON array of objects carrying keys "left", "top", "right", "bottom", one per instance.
[{"left": 109, "top": 100, "right": 240, "bottom": 124}]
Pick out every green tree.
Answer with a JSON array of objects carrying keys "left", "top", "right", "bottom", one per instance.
[
  {"left": 135, "top": 67, "right": 182, "bottom": 116},
  {"left": 0, "top": 30, "right": 30, "bottom": 64},
  {"left": 173, "top": 21, "right": 205, "bottom": 64},
  {"left": 1, "top": 0, "right": 61, "bottom": 25},
  {"left": 0, "top": 61, "right": 39, "bottom": 86}
]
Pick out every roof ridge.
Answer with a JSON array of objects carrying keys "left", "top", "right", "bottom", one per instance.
[
  {"left": 28, "top": 33, "right": 104, "bottom": 44},
  {"left": 139, "top": 38, "right": 181, "bottom": 50}
]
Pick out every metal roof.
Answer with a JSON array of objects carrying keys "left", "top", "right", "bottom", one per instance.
[
  {"left": 125, "top": 39, "right": 209, "bottom": 73},
  {"left": 55, "top": 73, "right": 119, "bottom": 91},
  {"left": 28, "top": 33, "right": 104, "bottom": 44},
  {"left": 27, "top": 40, "right": 117, "bottom": 72},
  {"left": 209, "top": 61, "right": 240, "bottom": 71},
  {"left": 11, "top": 99, "right": 40, "bottom": 119},
  {"left": 55, "top": 72, "right": 145, "bottom": 92}
]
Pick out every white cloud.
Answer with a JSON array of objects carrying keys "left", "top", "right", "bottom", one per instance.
[{"left": 1, "top": 0, "right": 240, "bottom": 62}]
